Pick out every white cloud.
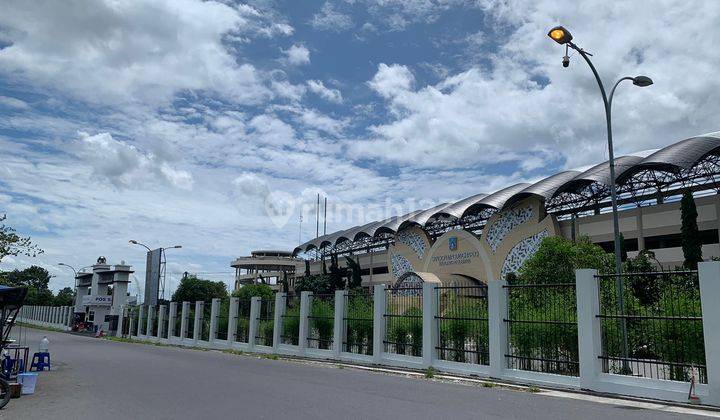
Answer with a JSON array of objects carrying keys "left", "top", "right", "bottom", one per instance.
[
  {"left": 282, "top": 44, "right": 311, "bottom": 65},
  {"left": 75, "top": 131, "right": 193, "bottom": 190},
  {"left": 310, "top": 2, "right": 354, "bottom": 32},
  {"left": 367, "top": 63, "right": 415, "bottom": 98},
  {"left": 307, "top": 80, "right": 343, "bottom": 103},
  {"left": 0, "top": 0, "right": 271, "bottom": 106}
]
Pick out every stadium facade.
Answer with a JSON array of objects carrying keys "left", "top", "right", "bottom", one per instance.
[{"left": 287, "top": 132, "right": 720, "bottom": 290}]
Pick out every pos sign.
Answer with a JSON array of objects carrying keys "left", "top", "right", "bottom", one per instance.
[{"left": 82, "top": 295, "right": 112, "bottom": 306}]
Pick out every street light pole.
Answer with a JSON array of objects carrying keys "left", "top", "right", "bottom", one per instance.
[
  {"left": 548, "top": 26, "right": 653, "bottom": 372},
  {"left": 129, "top": 240, "right": 182, "bottom": 302}
]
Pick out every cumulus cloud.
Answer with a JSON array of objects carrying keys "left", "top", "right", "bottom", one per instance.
[
  {"left": 0, "top": 0, "right": 270, "bottom": 106},
  {"left": 310, "top": 2, "right": 354, "bottom": 32},
  {"left": 357, "top": 1, "right": 720, "bottom": 170},
  {"left": 307, "top": 80, "right": 343, "bottom": 103},
  {"left": 367, "top": 63, "right": 415, "bottom": 98},
  {"left": 282, "top": 44, "right": 311, "bottom": 65},
  {"left": 75, "top": 131, "right": 193, "bottom": 190}
]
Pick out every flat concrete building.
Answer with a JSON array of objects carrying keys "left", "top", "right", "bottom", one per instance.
[{"left": 231, "top": 250, "right": 303, "bottom": 291}]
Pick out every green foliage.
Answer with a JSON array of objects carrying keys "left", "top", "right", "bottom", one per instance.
[
  {"left": 0, "top": 214, "right": 43, "bottom": 264},
  {"left": 345, "top": 293, "right": 373, "bottom": 355},
  {"left": 257, "top": 320, "right": 274, "bottom": 346},
  {"left": 424, "top": 367, "right": 436, "bottom": 378},
  {"left": 517, "top": 236, "right": 613, "bottom": 284},
  {"left": 388, "top": 306, "right": 422, "bottom": 356},
  {"left": 1, "top": 265, "right": 56, "bottom": 305},
  {"left": 345, "top": 256, "right": 363, "bottom": 289},
  {"left": 681, "top": 190, "right": 703, "bottom": 269},
  {"left": 171, "top": 275, "right": 228, "bottom": 303},
  {"left": 232, "top": 283, "right": 274, "bottom": 301},
  {"left": 310, "top": 298, "right": 334, "bottom": 349},
  {"left": 54, "top": 287, "right": 75, "bottom": 306},
  {"left": 294, "top": 274, "right": 333, "bottom": 294},
  {"left": 439, "top": 294, "right": 489, "bottom": 363},
  {"left": 282, "top": 304, "right": 300, "bottom": 344},
  {"left": 623, "top": 251, "right": 660, "bottom": 305}
]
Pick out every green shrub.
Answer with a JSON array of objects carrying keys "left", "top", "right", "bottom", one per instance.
[{"left": 310, "top": 299, "right": 334, "bottom": 349}]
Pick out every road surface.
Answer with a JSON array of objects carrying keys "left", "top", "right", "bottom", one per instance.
[{"left": 2, "top": 327, "right": 714, "bottom": 419}]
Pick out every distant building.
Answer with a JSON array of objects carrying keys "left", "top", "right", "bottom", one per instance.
[
  {"left": 231, "top": 250, "right": 303, "bottom": 291},
  {"left": 74, "top": 256, "right": 133, "bottom": 333}
]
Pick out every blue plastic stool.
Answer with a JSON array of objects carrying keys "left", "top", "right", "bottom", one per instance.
[{"left": 30, "top": 352, "right": 50, "bottom": 371}]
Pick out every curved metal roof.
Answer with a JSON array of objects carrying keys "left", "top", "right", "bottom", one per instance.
[
  {"left": 502, "top": 171, "right": 580, "bottom": 209},
  {"left": 617, "top": 132, "right": 720, "bottom": 182},
  {"left": 553, "top": 155, "right": 644, "bottom": 196},
  {"left": 397, "top": 202, "right": 452, "bottom": 232},
  {"left": 292, "top": 132, "right": 720, "bottom": 255}
]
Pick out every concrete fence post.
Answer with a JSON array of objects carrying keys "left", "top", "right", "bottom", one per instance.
[
  {"left": 699, "top": 261, "right": 720, "bottom": 406},
  {"left": 422, "top": 282, "right": 438, "bottom": 368},
  {"left": 55, "top": 307, "right": 60, "bottom": 325},
  {"left": 194, "top": 301, "right": 204, "bottom": 342},
  {"left": 157, "top": 304, "right": 166, "bottom": 339},
  {"left": 333, "top": 290, "right": 345, "bottom": 358},
  {"left": 209, "top": 299, "right": 219, "bottom": 341},
  {"left": 67, "top": 306, "right": 74, "bottom": 328},
  {"left": 299, "top": 291, "right": 311, "bottom": 355},
  {"left": 168, "top": 302, "right": 177, "bottom": 338},
  {"left": 228, "top": 297, "right": 239, "bottom": 342},
  {"left": 146, "top": 305, "right": 155, "bottom": 338},
  {"left": 116, "top": 305, "right": 125, "bottom": 337},
  {"left": 129, "top": 309, "right": 136, "bottom": 337},
  {"left": 138, "top": 305, "right": 145, "bottom": 336},
  {"left": 373, "top": 284, "right": 386, "bottom": 364},
  {"left": 249, "top": 297, "right": 261, "bottom": 350},
  {"left": 488, "top": 279, "right": 508, "bottom": 379},
  {"left": 180, "top": 302, "right": 189, "bottom": 339},
  {"left": 273, "top": 293, "right": 285, "bottom": 351},
  {"left": 576, "top": 269, "right": 602, "bottom": 390}
]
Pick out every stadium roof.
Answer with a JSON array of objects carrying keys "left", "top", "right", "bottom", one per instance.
[{"left": 294, "top": 132, "right": 720, "bottom": 255}]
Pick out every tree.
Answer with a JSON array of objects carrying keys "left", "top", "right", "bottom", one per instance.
[
  {"left": 0, "top": 265, "right": 55, "bottom": 305},
  {"left": 232, "top": 283, "right": 274, "bottom": 301},
  {"left": 171, "top": 275, "right": 228, "bottom": 303},
  {"left": 345, "top": 256, "right": 363, "bottom": 289},
  {"left": 518, "top": 236, "right": 613, "bottom": 285},
  {"left": 680, "top": 190, "right": 703, "bottom": 269},
  {"left": 619, "top": 233, "right": 628, "bottom": 262},
  {"left": 294, "top": 274, "right": 332, "bottom": 294},
  {"left": 0, "top": 214, "right": 43, "bottom": 264},
  {"left": 54, "top": 287, "right": 76, "bottom": 306}
]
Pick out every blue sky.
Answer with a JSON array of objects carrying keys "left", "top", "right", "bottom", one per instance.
[{"left": 0, "top": 0, "right": 718, "bottom": 296}]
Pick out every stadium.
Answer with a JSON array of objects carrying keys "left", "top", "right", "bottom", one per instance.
[{"left": 288, "top": 132, "right": 720, "bottom": 289}]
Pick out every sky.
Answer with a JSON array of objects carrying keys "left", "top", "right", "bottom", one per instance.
[{"left": 0, "top": 0, "right": 719, "bottom": 297}]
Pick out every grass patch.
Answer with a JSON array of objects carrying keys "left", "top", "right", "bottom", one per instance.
[
  {"left": 260, "top": 354, "right": 279, "bottom": 360},
  {"left": 223, "top": 349, "right": 245, "bottom": 356},
  {"left": 527, "top": 386, "right": 540, "bottom": 393},
  {"left": 482, "top": 381, "right": 496, "bottom": 388},
  {"left": 18, "top": 322, "right": 65, "bottom": 333},
  {"left": 103, "top": 336, "right": 208, "bottom": 351},
  {"left": 424, "top": 367, "right": 437, "bottom": 379}
]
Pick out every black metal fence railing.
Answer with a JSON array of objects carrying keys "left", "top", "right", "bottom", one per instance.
[
  {"left": 307, "top": 293, "right": 334, "bottom": 350},
  {"left": 255, "top": 298, "right": 275, "bottom": 347},
  {"left": 151, "top": 306, "right": 160, "bottom": 337},
  {"left": 596, "top": 271, "right": 705, "bottom": 383},
  {"left": 139, "top": 307, "right": 147, "bottom": 335},
  {"left": 173, "top": 306, "right": 182, "bottom": 337},
  {"left": 343, "top": 290, "right": 373, "bottom": 355},
  {"left": 236, "top": 298, "right": 252, "bottom": 343},
  {"left": 200, "top": 302, "right": 212, "bottom": 341},
  {"left": 281, "top": 293, "right": 300, "bottom": 346},
  {"left": 384, "top": 287, "right": 423, "bottom": 357},
  {"left": 436, "top": 285, "right": 489, "bottom": 365},
  {"left": 185, "top": 307, "right": 195, "bottom": 339},
  {"left": 216, "top": 299, "right": 229, "bottom": 340},
  {"left": 505, "top": 282, "right": 579, "bottom": 376}
]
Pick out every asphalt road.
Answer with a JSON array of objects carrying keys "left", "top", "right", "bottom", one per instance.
[{"left": 1, "top": 327, "right": 712, "bottom": 419}]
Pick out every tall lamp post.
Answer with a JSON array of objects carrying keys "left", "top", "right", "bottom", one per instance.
[
  {"left": 548, "top": 26, "right": 653, "bottom": 370},
  {"left": 129, "top": 240, "right": 182, "bottom": 302}
]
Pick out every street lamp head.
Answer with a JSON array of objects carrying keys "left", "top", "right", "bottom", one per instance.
[
  {"left": 548, "top": 26, "right": 573, "bottom": 45},
  {"left": 632, "top": 75, "right": 653, "bottom": 87},
  {"left": 129, "top": 239, "right": 138, "bottom": 245},
  {"left": 172, "top": 245, "right": 182, "bottom": 249}
]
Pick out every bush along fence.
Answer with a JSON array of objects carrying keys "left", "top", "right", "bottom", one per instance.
[{"left": 18, "top": 262, "right": 720, "bottom": 406}]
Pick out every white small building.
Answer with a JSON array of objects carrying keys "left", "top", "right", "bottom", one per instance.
[{"left": 74, "top": 257, "right": 133, "bottom": 333}]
